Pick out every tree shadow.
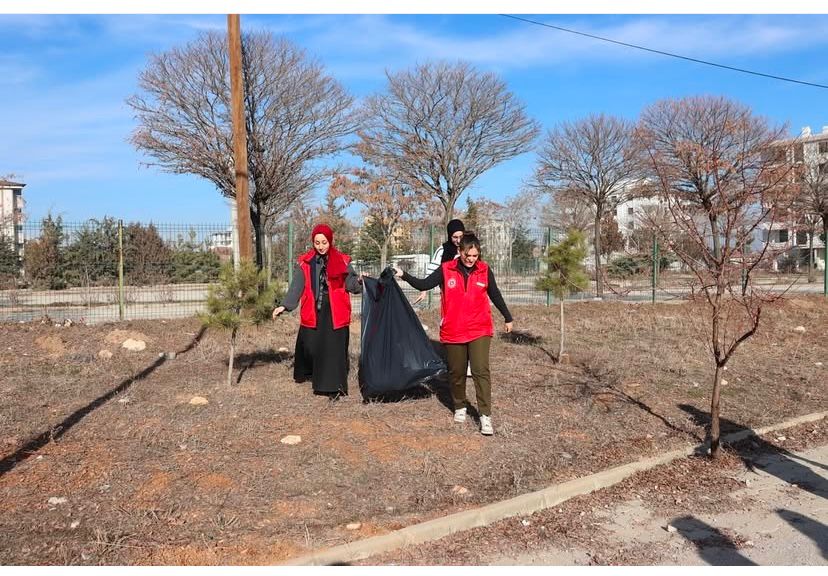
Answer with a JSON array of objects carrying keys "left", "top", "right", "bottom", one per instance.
[
  {"left": 776, "top": 509, "right": 828, "bottom": 559},
  {"left": 671, "top": 515, "right": 757, "bottom": 565},
  {"left": 499, "top": 329, "right": 543, "bottom": 346},
  {"left": 0, "top": 326, "right": 207, "bottom": 477},
  {"left": 679, "top": 404, "right": 828, "bottom": 500},
  {"left": 234, "top": 349, "right": 292, "bottom": 384}
]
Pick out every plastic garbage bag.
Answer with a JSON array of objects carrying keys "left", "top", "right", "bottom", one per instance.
[{"left": 359, "top": 268, "right": 446, "bottom": 398}]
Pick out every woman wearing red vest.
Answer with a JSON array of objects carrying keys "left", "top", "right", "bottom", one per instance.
[
  {"left": 394, "top": 233, "right": 513, "bottom": 435},
  {"left": 273, "top": 224, "right": 362, "bottom": 398}
]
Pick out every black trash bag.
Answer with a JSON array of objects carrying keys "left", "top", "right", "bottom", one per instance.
[{"left": 359, "top": 267, "right": 445, "bottom": 398}]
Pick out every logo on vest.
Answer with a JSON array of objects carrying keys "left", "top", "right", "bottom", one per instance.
[{"left": 447, "top": 278, "right": 457, "bottom": 289}]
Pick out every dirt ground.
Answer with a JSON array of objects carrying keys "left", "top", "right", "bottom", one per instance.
[
  {"left": 0, "top": 296, "right": 826, "bottom": 565},
  {"left": 358, "top": 420, "right": 828, "bottom": 566}
]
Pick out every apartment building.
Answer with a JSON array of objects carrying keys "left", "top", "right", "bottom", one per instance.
[{"left": 0, "top": 178, "right": 25, "bottom": 260}]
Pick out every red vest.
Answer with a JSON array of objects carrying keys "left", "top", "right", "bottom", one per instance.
[
  {"left": 439, "top": 259, "right": 494, "bottom": 344},
  {"left": 298, "top": 250, "right": 352, "bottom": 330}
]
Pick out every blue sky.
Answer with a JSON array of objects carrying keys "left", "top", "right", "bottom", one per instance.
[{"left": 2, "top": 12, "right": 828, "bottom": 225}]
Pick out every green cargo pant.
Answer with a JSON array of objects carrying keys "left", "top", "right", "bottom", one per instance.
[{"left": 444, "top": 336, "right": 492, "bottom": 417}]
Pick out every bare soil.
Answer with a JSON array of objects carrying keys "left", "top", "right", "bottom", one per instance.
[{"left": 0, "top": 297, "right": 826, "bottom": 565}]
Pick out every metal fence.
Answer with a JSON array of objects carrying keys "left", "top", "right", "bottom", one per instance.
[{"left": 1, "top": 219, "right": 825, "bottom": 324}]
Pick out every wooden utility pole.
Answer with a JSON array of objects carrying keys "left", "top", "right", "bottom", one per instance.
[{"left": 227, "top": 14, "right": 252, "bottom": 263}]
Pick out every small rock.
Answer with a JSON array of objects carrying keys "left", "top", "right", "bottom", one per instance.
[
  {"left": 122, "top": 339, "right": 146, "bottom": 351},
  {"left": 70, "top": 521, "right": 80, "bottom": 529},
  {"left": 451, "top": 485, "right": 469, "bottom": 495},
  {"left": 692, "top": 382, "right": 699, "bottom": 388},
  {"left": 166, "top": 351, "right": 176, "bottom": 360},
  {"left": 793, "top": 326, "right": 806, "bottom": 333},
  {"left": 280, "top": 435, "right": 302, "bottom": 445},
  {"left": 521, "top": 519, "right": 531, "bottom": 527},
  {"left": 744, "top": 540, "right": 754, "bottom": 547},
  {"left": 97, "top": 350, "right": 113, "bottom": 360},
  {"left": 776, "top": 436, "right": 786, "bottom": 442},
  {"left": 666, "top": 524, "right": 678, "bottom": 533},
  {"left": 385, "top": 506, "right": 395, "bottom": 513},
  {"left": 533, "top": 414, "right": 541, "bottom": 418},
  {"left": 189, "top": 396, "right": 209, "bottom": 406},
  {"left": 63, "top": 319, "right": 74, "bottom": 327},
  {"left": 277, "top": 347, "right": 289, "bottom": 354},
  {"left": 815, "top": 362, "right": 823, "bottom": 367},
  {"left": 346, "top": 522, "right": 362, "bottom": 530},
  {"left": 560, "top": 452, "right": 573, "bottom": 460},
  {"left": 721, "top": 379, "right": 728, "bottom": 386},
  {"left": 117, "top": 396, "right": 131, "bottom": 404},
  {"left": 48, "top": 497, "right": 67, "bottom": 505}
]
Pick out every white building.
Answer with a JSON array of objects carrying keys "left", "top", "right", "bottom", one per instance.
[
  {"left": 756, "top": 125, "right": 828, "bottom": 272},
  {"left": 0, "top": 178, "right": 25, "bottom": 260}
]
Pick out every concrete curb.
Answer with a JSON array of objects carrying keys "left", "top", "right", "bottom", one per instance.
[{"left": 284, "top": 410, "right": 827, "bottom": 566}]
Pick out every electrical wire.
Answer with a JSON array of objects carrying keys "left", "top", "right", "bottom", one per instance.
[{"left": 499, "top": 14, "right": 828, "bottom": 90}]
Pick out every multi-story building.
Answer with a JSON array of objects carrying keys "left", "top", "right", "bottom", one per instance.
[
  {"left": 0, "top": 178, "right": 25, "bottom": 261},
  {"left": 756, "top": 126, "right": 828, "bottom": 272}
]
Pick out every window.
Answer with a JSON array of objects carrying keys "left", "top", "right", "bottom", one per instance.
[
  {"left": 778, "top": 229, "right": 789, "bottom": 243},
  {"left": 796, "top": 231, "right": 808, "bottom": 245},
  {"left": 820, "top": 163, "right": 828, "bottom": 176},
  {"left": 794, "top": 145, "right": 804, "bottom": 163},
  {"left": 627, "top": 206, "right": 634, "bottom": 215},
  {"left": 820, "top": 141, "right": 828, "bottom": 154}
]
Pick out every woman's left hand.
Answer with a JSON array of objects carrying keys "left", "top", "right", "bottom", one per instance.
[{"left": 504, "top": 321, "right": 513, "bottom": 333}]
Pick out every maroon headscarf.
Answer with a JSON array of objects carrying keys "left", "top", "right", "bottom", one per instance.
[{"left": 310, "top": 223, "right": 347, "bottom": 278}]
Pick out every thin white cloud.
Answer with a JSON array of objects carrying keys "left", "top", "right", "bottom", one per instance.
[{"left": 294, "top": 14, "right": 828, "bottom": 78}]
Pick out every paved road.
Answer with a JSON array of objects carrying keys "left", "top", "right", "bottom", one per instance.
[{"left": 488, "top": 444, "right": 828, "bottom": 566}]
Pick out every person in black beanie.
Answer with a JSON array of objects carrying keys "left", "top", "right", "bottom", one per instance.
[{"left": 413, "top": 219, "right": 465, "bottom": 304}]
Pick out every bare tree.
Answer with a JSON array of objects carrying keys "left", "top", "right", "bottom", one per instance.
[
  {"left": 533, "top": 114, "right": 639, "bottom": 298},
  {"left": 637, "top": 95, "right": 796, "bottom": 458},
  {"left": 498, "top": 190, "right": 537, "bottom": 270},
  {"left": 127, "top": 31, "right": 354, "bottom": 268},
  {"left": 357, "top": 61, "right": 539, "bottom": 225},
  {"left": 329, "top": 169, "right": 424, "bottom": 270},
  {"left": 538, "top": 188, "right": 594, "bottom": 234}
]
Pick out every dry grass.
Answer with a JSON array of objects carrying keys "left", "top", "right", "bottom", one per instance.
[{"left": 0, "top": 297, "right": 826, "bottom": 565}]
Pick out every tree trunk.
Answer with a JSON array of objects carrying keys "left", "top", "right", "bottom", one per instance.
[
  {"left": 558, "top": 298, "right": 565, "bottom": 361},
  {"left": 709, "top": 362, "right": 724, "bottom": 458},
  {"left": 593, "top": 212, "right": 603, "bottom": 298},
  {"left": 227, "top": 328, "right": 237, "bottom": 387},
  {"left": 710, "top": 215, "right": 722, "bottom": 261},
  {"left": 444, "top": 195, "right": 455, "bottom": 226},
  {"left": 380, "top": 240, "right": 388, "bottom": 271}
]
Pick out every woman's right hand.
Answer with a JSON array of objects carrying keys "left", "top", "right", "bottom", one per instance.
[
  {"left": 413, "top": 291, "right": 427, "bottom": 304},
  {"left": 272, "top": 306, "right": 285, "bottom": 320},
  {"left": 391, "top": 264, "right": 404, "bottom": 278}
]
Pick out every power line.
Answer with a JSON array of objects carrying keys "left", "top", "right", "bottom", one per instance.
[{"left": 499, "top": 14, "right": 828, "bottom": 90}]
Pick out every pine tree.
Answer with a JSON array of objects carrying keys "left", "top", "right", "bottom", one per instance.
[
  {"left": 200, "top": 261, "right": 278, "bottom": 387},
  {"left": 535, "top": 230, "right": 589, "bottom": 360}
]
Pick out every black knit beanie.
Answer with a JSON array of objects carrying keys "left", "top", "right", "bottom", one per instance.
[{"left": 446, "top": 219, "right": 465, "bottom": 240}]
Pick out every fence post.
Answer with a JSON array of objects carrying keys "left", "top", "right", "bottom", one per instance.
[
  {"left": 546, "top": 226, "right": 552, "bottom": 307},
  {"left": 118, "top": 219, "right": 125, "bottom": 321},
  {"left": 428, "top": 224, "right": 435, "bottom": 309},
  {"left": 824, "top": 244, "right": 827, "bottom": 297},
  {"left": 287, "top": 221, "right": 294, "bottom": 285}
]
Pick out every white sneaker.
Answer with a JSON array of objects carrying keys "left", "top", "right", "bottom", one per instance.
[
  {"left": 466, "top": 363, "right": 472, "bottom": 377},
  {"left": 480, "top": 415, "right": 493, "bottom": 436},
  {"left": 453, "top": 408, "right": 467, "bottom": 423}
]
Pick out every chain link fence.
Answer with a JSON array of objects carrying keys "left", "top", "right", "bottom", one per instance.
[{"left": 1, "top": 218, "right": 825, "bottom": 324}]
